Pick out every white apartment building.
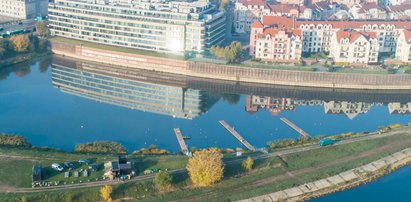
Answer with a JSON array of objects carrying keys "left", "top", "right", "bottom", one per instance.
[
  {"left": 0, "top": 0, "right": 48, "bottom": 19},
  {"left": 234, "top": 0, "right": 271, "bottom": 33},
  {"left": 254, "top": 28, "right": 303, "bottom": 62},
  {"left": 329, "top": 30, "right": 380, "bottom": 64},
  {"left": 48, "top": 0, "right": 226, "bottom": 54},
  {"left": 395, "top": 29, "right": 411, "bottom": 63}
]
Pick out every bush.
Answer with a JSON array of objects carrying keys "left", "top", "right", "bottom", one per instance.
[
  {"left": 0, "top": 133, "right": 31, "bottom": 147},
  {"left": 75, "top": 141, "right": 127, "bottom": 154},
  {"left": 154, "top": 171, "right": 173, "bottom": 187},
  {"left": 132, "top": 145, "right": 169, "bottom": 155}
]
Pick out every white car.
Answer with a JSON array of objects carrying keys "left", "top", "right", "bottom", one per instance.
[{"left": 51, "top": 163, "right": 64, "bottom": 172}]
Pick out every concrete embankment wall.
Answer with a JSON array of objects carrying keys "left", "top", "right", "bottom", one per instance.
[
  {"left": 51, "top": 40, "right": 411, "bottom": 90},
  {"left": 240, "top": 148, "right": 411, "bottom": 202}
]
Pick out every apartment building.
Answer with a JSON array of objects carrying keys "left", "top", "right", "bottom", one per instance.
[
  {"left": 48, "top": 0, "right": 226, "bottom": 54},
  {"left": 0, "top": 0, "right": 48, "bottom": 19},
  {"left": 250, "top": 15, "right": 411, "bottom": 57},
  {"left": 233, "top": 0, "right": 271, "bottom": 33},
  {"left": 253, "top": 26, "right": 303, "bottom": 62},
  {"left": 395, "top": 29, "right": 411, "bottom": 63},
  {"left": 329, "top": 30, "right": 379, "bottom": 64}
]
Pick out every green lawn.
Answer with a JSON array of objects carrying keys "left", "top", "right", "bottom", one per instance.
[
  {"left": 50, "top": 37, "right": 184, "bottom": 60},
  {"left": 0, "top": 147, "right": 188, "bottom": 188}
]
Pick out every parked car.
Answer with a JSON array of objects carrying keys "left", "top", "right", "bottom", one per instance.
[
  {"left": 89, "top": 164, "right": 98, "bottom": 171},
  {"left": 62, "top": 162, "right": 75, "bottom": 170},
  {"left": 51, "top": 163, "right": 64, "bottom": 172},
  {"left": 78, "top": 159, "right": 90, "bottom": 164}
]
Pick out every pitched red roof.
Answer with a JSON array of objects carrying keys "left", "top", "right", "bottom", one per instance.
[
  {"left": 336, "top": 30, "right": 377, "bottom": 43},
  {"left": 258, "top": 28, "right": 302, "bottom": 38},
  {"left": 268, "top": 4, "right": 301, "bottom": 13},
  {"left": 238, "top": 0, "right": 267, "bottom": 7},
  {"left": 263, "top": 16, "right": 295, "bottom": 28},
  {"left": 403, "top": 29, "right": 411, "bottom": 41},
  {"left": 251, "top": 20, "right": 264, "bottom": 28},
  {"left": 260, "top": 16, "right": 411, "bottom": 29}
]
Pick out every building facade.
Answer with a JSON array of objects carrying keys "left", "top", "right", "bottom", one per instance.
[
  {"left": 233, "top": 0, "right": 271, "bottom": 33},
  {"left": 250, "top": 15, "right": 411, "bottom": 60},
  {"left": 0, "top": 0, "right": 48, "bottom": 19},
  {"left": 329, "top": 30, "right": 379, "bottom": 64},
  {"left": 395, "top": 29, "right": 411, "bottom": 63},
  {"left": 48, "top": 0, "right": 226, "bottom": 54},
  {"left": 254, "top": 27, "right": 303, "bottom": 62}
]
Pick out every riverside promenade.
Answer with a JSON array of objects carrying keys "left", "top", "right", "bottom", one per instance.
[{"left": 50, "top": 39, "right": 411, "bottom": 90}]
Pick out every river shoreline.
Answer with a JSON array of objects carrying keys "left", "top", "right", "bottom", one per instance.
[
  {"left": 242, "top": 148, "right": 411, "bottom": 202},
  {"left": 50, "top": 38, "right": 411, "bottom": 90}
]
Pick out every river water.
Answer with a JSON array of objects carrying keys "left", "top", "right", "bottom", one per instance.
[
  {"left": 1, "top": 56, "right": 410, "bottom": 152},
  {"left": 1, "top": 56, "right": 411, "bottom": 200}
]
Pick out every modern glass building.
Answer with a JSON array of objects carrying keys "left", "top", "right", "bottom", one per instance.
[
  {"left": 48, "top": 0, "right": 226, "bottom": 54},
  {"left": 51, "top": 63, "right": 217, "bottom": 119}
]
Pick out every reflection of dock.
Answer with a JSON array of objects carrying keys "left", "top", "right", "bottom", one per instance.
[
  {"left": 219, "top": 120, "right": 256, "bottom": 151},
  {"left": 280, "top": 118, "right": 311, "bottom": 138},
  {"left": 174, "top": 128, "right": 188, "bottom": 153}
]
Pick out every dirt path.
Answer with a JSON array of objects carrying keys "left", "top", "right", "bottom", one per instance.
[
  {"left": 181, "top": 132, "right": 411, "bottom": 202},
  {"left": 0, "top": 128, "right": 409, "bottom": 194}
]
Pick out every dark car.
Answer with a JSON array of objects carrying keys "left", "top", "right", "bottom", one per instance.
[
  {"left": 63, "top": 162, "right": 75, "bottom": 170},
  {"left": 78, "top": 159, "right": 90, "bottom": 164},
  {"left": 0, "top": 27, "right": 4, "bottom": 31},
  {"left": 89, "top": 164, "right": 98, "bottom": 171}
]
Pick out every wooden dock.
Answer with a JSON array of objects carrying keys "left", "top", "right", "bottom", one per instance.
[
  {"left": 219, "top": 120, "right": 256, "bottom": 151},
  {"left": 173, "top": 128, "right": 188, "bottom": 153},
  {"left": 280, "top": 118, "right": 311, "bottom": 138}
]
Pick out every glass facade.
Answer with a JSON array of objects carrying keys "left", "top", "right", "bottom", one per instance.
[{"left": 48, "top": 0, "right": 226, "bottom": 53}]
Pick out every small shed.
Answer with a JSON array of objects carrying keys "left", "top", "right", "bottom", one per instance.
[
  {"left": 74, "top": 171, "right": 79, "bottom": 177},
  {"left": 32, "top": 165, "right": 43, "bottom": 182},
  {"left": 64, "top": 172, "right": 70, "bottom": 178}
]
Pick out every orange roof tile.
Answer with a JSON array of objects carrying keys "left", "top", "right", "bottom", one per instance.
[
  {"left": 251, "top": 20, "right": 264, "bottom": 28},
  {"left": 336, "top": 30, "right": 377, "bottom": 43}
]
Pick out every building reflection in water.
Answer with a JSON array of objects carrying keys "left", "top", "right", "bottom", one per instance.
[
  {"left": 51, "top": 64, "right": 218, "bottom": 119},
  {"left": 245, "top": 95, "right": 411, "bottom": 119}
]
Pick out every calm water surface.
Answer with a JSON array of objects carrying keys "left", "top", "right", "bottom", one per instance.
[
  {"left": 1, "top": 56, "right": 411, "bottom": 200},
  {"left": 0, "top": 56, "right": 410, "bottom": 153},
  {"left": 312, "top": 165, "right": 411, "bottom": 201}
]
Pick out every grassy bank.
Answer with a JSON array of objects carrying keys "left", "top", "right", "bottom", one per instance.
[
  {"left": 0, "top": 127, "right": 409, "bottom": 201},
  {"left": 0, "top": 147, "right": 188, "bottom": 188}
]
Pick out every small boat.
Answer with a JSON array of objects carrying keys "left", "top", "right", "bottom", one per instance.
[{"left": 183, "top": 136, "right": 191, "bottom": 140}]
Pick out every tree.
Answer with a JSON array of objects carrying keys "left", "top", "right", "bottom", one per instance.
[
  {"left": 154, "top": 171, "right": 173, "bottom": 187},
  {"left": 10, "top": 34, "right": 30, "bottom": 53},
  {"left": 242, "top": 157, "right": 254, "bottom": 172},
  {"left": 219, "top": 0, "right": 229, "bottom": 10},
  {"left": 186, "top": 148, "right": 224, "bottom": 187},
  {"left": 210, "top": 41, "right": 243, "bottom": 64},
  {"left": 100, "top": 185, "right": 113, "bottom": 202},
  {"left": 36, "top": 20, "right": 49, "bottom": 37}
]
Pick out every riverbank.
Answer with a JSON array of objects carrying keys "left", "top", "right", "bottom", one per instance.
[
  {"left": 0, "top": 126, "right": 410, "bottom": 201},
  {"left": 241, "top": 148, "right": 411, "bottom": 202},
  {"left": 50, "top": 37, "right": 411, "bottom": 90}
]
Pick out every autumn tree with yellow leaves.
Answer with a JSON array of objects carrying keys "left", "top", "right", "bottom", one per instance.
[
  {"left": 10, "top": 34, "right": 30, "bottom": 53},
  {"left": 242, "top": 156, "right": 254, "bottom": 172},
  {"left": 186, "top": 148, "right": 224, "bottom": 187},
  {"left": 100, "top": 185, "right": 113, "bottom": 202}
]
